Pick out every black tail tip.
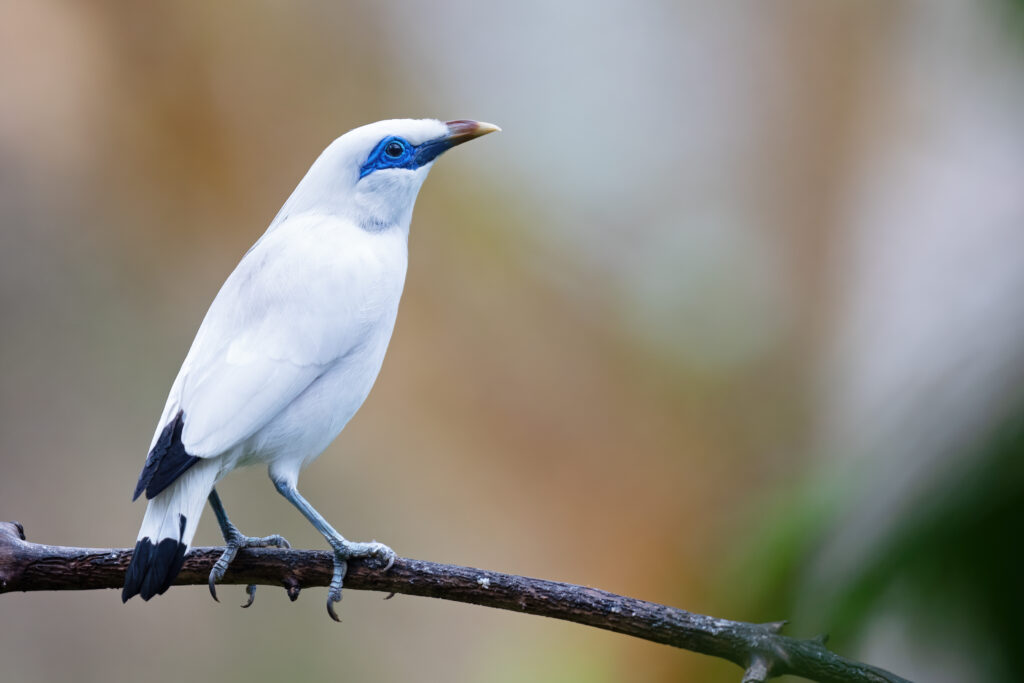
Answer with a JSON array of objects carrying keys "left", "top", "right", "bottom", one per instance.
[{"left": 122, "top": 520, "right": 188, "bottom": 602}]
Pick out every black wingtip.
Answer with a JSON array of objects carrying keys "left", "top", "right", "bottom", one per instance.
[{"left": 133, "top": 412, "right": 200, "bottom": 501}]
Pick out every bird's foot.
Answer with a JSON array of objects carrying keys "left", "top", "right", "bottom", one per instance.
[
  {"left": 208, "top": 531, "right": 290, "bottom": 606},
  {"left": 325, "top": 539, "right": 395, "bottom": 622}
]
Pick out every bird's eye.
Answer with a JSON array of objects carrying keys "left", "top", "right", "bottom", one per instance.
[{"left": 385, "top": 141, "right": 405, "bottom": 158}]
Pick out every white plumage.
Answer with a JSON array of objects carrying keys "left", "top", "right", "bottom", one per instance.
[{"left": 122, "top": 118, "right": 499, "bottom": 616}]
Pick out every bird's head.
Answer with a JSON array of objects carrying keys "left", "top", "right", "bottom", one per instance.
[{"left": 279, "top": 118, "right": 500, "bottom": 232}]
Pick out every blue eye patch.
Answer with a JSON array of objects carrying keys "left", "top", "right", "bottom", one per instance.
[{"left": 359, "top": 135, "right": 457, "bottom": 179}]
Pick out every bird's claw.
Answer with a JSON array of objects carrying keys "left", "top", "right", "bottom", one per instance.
[
  {"left": 375, "top": 543, "right": 397, "bottom": 571},
  {"left": 323, "top": 540, "right": 394, "bottom": 621},
  {"left": 208, "top": 547, "right": 236, "bottom": 602},
  {"left": 251, "top": 534, "right": 290, "bottom": 549},
  {"left": 326, "top": 555, "right": 347, "bottom": 622},
  {"left": 209, "top": 573, "right": 222, "bottom": 603},
  {"left": 326, "top": 594, "right": 342, "bottom": 622},
  {"left": 207, "top": 532, "right": 291, "bottom": 607},
  {"left": 231, "top": 532, "right": 290, "bottom": 550},
  {"left": 242, "top": 584, "right": 257, "bottom": 608},
  {"left": 359, "top": 540, "right": 396, "bottom": 570}
]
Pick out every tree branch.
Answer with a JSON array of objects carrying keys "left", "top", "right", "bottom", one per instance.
[{"left": 0, "top": 522, "right": 909, "bottom": 683}]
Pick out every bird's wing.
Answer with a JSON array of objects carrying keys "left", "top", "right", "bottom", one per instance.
[
  {"left": 176, "top": 343, "right": 326, "bottom": 457},
  {"left": 150, "top": 213, "right": 380, "bottom": 459}
]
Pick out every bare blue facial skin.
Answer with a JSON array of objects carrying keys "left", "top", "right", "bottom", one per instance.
[{"left": 359, "top": 135, "right": 455, "bottom": 178}]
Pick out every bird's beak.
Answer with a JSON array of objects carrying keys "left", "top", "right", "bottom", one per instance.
[
  {"left": 443, "top": 120, "right": 502, "bottom": 147},
  {"left": 412, "top": 120, "right": 501, "bottom": 167}
]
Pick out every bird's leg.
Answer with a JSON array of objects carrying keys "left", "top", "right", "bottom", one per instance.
[
  {"left": 207, "top": 488, "right": 290, "bottom": 606},
  {"left": 272, "top": 477, "right": 395, "bottom": 621}
]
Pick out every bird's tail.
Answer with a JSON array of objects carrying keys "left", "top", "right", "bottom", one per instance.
[{"left": 122, "top": 459, "right": 218, "bottom": 602}]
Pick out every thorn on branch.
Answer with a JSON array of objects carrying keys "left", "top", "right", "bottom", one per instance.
[{"left": 760, "top": 620, "right": 788, "bottom": 634}]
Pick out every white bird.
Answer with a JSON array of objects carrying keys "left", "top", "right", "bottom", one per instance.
[{"left": 122, "top": 118, "right": 500, "bottom": 619}]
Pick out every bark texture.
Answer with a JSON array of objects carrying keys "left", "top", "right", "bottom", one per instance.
[{"left": 0, "top": 522, "right": 910, "bottom": 683}]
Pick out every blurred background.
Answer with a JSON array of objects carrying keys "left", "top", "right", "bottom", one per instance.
[{"left": 2, "top": 1, "right": 1023, "bottom": 681}]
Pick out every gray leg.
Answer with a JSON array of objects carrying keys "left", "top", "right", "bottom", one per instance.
[
  {"left": 207, "top": 488, "right": 290, "bottom": 606},
  {"left": 271, "top": 477, "right": 395, "bottom": 621}
]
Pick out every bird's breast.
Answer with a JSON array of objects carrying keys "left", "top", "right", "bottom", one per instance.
[
  {"left": 293, "top": 219, "right": 409, "bottom": 327},
  {"left": 235, "top": 220, "right": 409, "bottom": 468}
]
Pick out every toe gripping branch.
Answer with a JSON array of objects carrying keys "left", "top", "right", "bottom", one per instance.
[
  {"left": 207, "top": 533, "right": 291, "bottom": 607},
  {"left": 325, "top": 541, "right": 396, "bottom": 622}
]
